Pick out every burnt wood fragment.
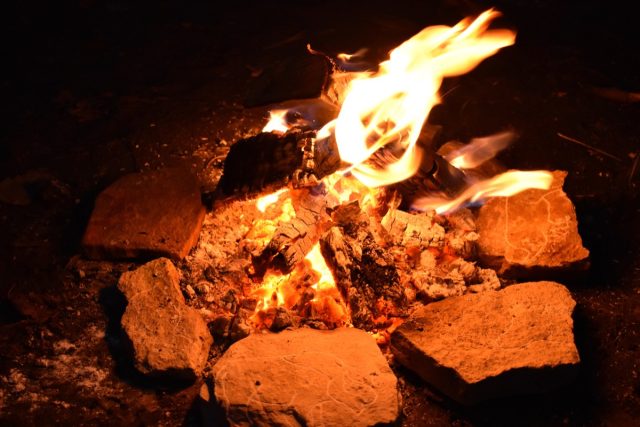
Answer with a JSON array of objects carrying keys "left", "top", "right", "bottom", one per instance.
[
  {"left": 215, "top": 129, "right": 343, "bottom": 200},
  {"left": 252, "top": 187, "right": 332, "bottom": 276},
  {"left": 320, "top": 205, "right": 407, "bottom": 329}
]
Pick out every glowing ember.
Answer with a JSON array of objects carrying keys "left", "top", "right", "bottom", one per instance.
[
  {"left": 323, "top": 9, "right": 516, "bottom": 188},
  {"left": 249, "top": 243, "right": 349, "bottom": 328},
  {"left": 413, "top": 170, "right": 554, "bottom": 214}
]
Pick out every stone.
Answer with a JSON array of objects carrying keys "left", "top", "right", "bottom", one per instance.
[
  {"left": 82, "top": 167, "right": 205, "bottom": 260},
  {"left": 476, "top": 170, "right": 589, "bottom": 279},
  {"left": 391, "top": 281, "right": 580, "bottom": 404},
  {"left": 118, "top": 258, "right": 213, "bottom": 382},
  {"left": 212, "top": 328, "right": 400, "bottom": 427}
]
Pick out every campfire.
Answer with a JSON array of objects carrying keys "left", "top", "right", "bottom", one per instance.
[
  {"left": 74, "top": 7, "right": 589, "bottom": 425},
  {"left": 187, "top": 9, "right": 555, "bottom": 339}
]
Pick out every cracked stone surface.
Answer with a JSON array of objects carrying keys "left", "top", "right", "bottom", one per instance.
[
  {"left": 211, "top": 327, "right": 399, "bottom": 427},
  {"left": 391, "top": 281, "right": 580, "bottom": 404},
  {"left": 82, "top": 167, "right": 205, "bottom": 260},
  {"left": 118, "top": 258, "right": 213, "bottom": 381},
  {"left": 476, "top": 170, "right": 589, "bottom": 279}
]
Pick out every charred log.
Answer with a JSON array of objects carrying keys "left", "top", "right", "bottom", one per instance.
[
  {"left": 320, "top": 204, "right": 407, "bottom": 329},
  {"left": 215, "top": 129, "right": 343, "bottom": 200},
  {"left": 252, "top": 187, "right": 332, "bottom": 276}
]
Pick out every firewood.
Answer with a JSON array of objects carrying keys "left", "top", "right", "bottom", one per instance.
[
  {"left": 320, "top": 205, "right": 407, "bottom": 329},
  {"left": 252, "top": 187, "right": 332, "bottom": 276},
  {"left": 215, "top": 129, "right": 344, "bottom": 200}
]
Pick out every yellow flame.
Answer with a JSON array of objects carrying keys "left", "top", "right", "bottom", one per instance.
[
  {"left": 262, "top": 109, "right": 289, "bottom": 133},
  {"left": 327, "top": 9, "right": 515, "bottom": 188},
  {"left": 446, "top": 131, "right": 513, "bottom": 169},
  {"left": 413, "top": 170, "right": 553, "bottom": 214},
  {"left": 305, "top": 243, "right": 335, "bottom": 292},
  {"left": 256, "top": 188, "right": 289, "bottom": 212}
]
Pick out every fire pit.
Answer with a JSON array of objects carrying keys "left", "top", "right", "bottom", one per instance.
[{"left": 2, "top": 1, "right": 639, "bottom": 426}]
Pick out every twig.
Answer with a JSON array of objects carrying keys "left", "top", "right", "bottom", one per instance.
[{"left": 556, "top": 132, "right": 623, "bottom": 162}]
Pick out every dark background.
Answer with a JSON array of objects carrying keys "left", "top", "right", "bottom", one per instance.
[{"left": 1, "top": 1, "right": 639, "bottom": 425}]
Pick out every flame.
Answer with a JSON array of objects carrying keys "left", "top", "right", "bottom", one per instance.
[
  {"left": 325, "top": 9, "right": 515, "bottom": 188},
  {"left": 262, "top": 109, "right": 290, "bottom": 133},
  {"left": 256, "top": 188, "right": 289, "bottom": 212},
  {"left": 305, "top": 243, "right": 334, "bottom": 292},
  {"left": 413, "top": 170, "right": 553, "bottom": 214},
  {"left": 446, "top": 131, "right": 513, "bottom": 169}
]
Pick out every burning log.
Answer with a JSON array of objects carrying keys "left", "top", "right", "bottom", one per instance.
[
  {"left": 252, "top": 187, "right": 333, "bottom": 275},
  {"left": 320, "top": 203, "right": 407, "bottom": 329},
  {"left": 215, "top": 128, "right": 343, "bottom": 200}
]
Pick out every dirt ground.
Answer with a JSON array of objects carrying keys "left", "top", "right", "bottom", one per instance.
[{"left": 1, "top": 1, "right": 639, "bottom": 426}]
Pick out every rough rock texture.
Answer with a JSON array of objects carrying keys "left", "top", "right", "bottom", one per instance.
[
  {"left": 476, "top": 170, "right": 589, "bottom": 279},
  {"left": 391, "top": 281, "right": 580, "bottom": 404},
  {"left": 82, "top": 167, "right": 205, "bottom": 260},
  {"left": 118, "top": 258, "right": 213, "bottom": 381},
  {"left": 212, "top": 328, "right": 400, "bottom": 427}
]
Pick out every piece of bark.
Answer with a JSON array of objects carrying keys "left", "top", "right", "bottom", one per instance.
[
  {"left": 117, "top": 258, "right": 213, "bottom": 382},
  {"left": 391, "top": 281, "right": 580, "bottom": 404},
  {"left": 476, "top": 170, "right": 589, "bottom": 280},
  {"left": 253, "top": 187, "right": 332, "bottom": 275},
  {"left": 215, "top": 129, "right": 343, "bottom": 200},
  {"left": 212, "top": 328, "right": 399, "bottom": 427},
  {"left": 320, "top": 209, "right": 407, "bottom": 329},
  {"left": 82, "top": 167, "right": 205, "bottom": 260}
]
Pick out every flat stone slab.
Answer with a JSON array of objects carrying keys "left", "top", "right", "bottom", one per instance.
[
  {"left": 212, "top": 328, "right": 399, "bottom": 427},
  {"left": 476, "top": 170, "right": 589, "bottom": 279},
  {"left": 82, "top": 167, "right": 205, "bottom": 260},
  {"left": 118, "top": 258, "right": 212, "bottom": 382},
  {"left": 391, "top": 281, "right": 580, "bottom": 404}
]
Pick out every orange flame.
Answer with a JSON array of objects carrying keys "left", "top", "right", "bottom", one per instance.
[
  {"left": 413, "top": 170, "right": 553, "bottom": 214},
  {"left": 325, "top": 9, "right": 516, "bottom": 188},
  {"left": 445, "top": 131, "right": 513, "bottom": 169},
  {"left": 256, "top": 188, "right": 289, "bottom": 212}
]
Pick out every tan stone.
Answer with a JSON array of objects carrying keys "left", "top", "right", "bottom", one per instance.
[
  {"left": 82, "top": 167, "right": 205, "bottom": 260},
  {"left": 118, "top": 258, "right": 212, "bottom": 381},
  {"left": 391, "top": 281, "right": 580, "bottom": 404},
  {"left": 476, "top": 170, "right": 589, "bottom": 279},
  {"left": 212, "top": 328, "right": 399, "bottom": 427}
]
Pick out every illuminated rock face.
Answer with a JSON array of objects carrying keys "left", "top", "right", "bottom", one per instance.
[
  {"left": 118, "top": 258, "right": 212, "bottom": 382},
  {"left": 476, "top": 170, "right": 589, "bottom": 280},
  {"left": 212, "top": 327, "right": 400, "bottom": 427},
  {"left": 391, "top": 281, "right": 580, "bottom": 404},
  {"left": 82, "top": 167, "right": 205, "bottom": 260}
]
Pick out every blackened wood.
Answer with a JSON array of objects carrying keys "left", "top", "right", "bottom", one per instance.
[
  {"left": 216, "top": 128, "right": 343, "bottom": 200},
  {"left": 320, "top": 205, "right": 407, "bottom": 329},
  {"left": 252, "top": 187, "right": 331, "bottom": 276}
]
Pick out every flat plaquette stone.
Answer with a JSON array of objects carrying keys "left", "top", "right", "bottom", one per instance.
[
  {"left": 118, "top": 258, "right": 213, "bottom": 382},
  {"left": 391, "top": 281, "right": 580, "bottom": 404},
  {"left": 476, "top": 170, "right": 589, "bottom": 280},
  {"left": 82, "top": 167, "right": 205, "bottom": 260},
  {"left": 212, "top": 328, "right": 400, "bottom": 427}
]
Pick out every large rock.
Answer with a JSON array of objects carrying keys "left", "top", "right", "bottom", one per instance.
[
  {"left": 391, "top": 281, "right": 580, "bottom": 404},
  {"left": 118, "top": 258, "right": 212, "bottom": 381},
  {"left": 476, "top": 170, "right": 589, "bottom": 279},
  {"left": 82, "top": 167, "right": 205, "bottom": 260},
  {"left": 212, "top": 328, "right": 399, "bottom": 427}
]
